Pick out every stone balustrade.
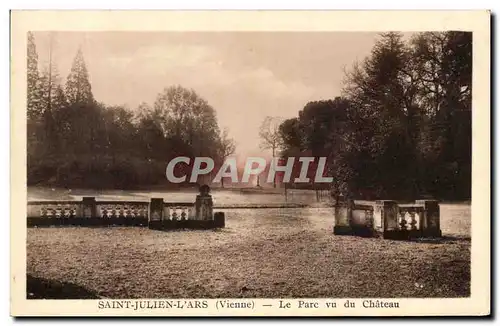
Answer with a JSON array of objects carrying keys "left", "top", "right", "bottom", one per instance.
[
  {"left": 27, "top": 185, "right": 224, "bottom": 230},
  {"left": 333, "top": 197, "right": 442, "bottom": 240}
]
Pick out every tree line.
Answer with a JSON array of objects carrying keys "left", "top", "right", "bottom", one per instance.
[
  {"left": 28, "top": 31, "right": 471, "bottom": 199},
  {"left": 273, "top": 32, "right": 472, "bottom": 200},
  {"left": 27, "top": 32, "right": 235, "bottom": 189}
]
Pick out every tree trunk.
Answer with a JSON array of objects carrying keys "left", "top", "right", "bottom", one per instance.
[{"left": 272, "top": 146, "right": 276, "bottom": 188}]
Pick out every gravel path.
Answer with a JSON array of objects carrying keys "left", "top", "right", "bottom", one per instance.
[{"left": 27, "top": 207, "right": 470, "bottom": 298}]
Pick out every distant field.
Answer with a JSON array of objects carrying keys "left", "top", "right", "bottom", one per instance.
[
  {"left": 27, "top": 186, "right": 330, "bottom": 208},
  {"left": 27, "top": 202, "right": 470, "bottom": 299}
]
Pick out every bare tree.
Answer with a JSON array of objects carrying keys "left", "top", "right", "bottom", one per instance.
[
  {"left": 217, "top": 128, "right": 236, "bottom": 188},
  {"left": 259, "top": 116, "right": 283, "bottom": 188}
]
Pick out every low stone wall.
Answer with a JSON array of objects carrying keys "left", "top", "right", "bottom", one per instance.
[
  {"left": 27, "top": 216, "right": 148, "bottom": 227},
  {"left": 333, "top": 197, "right": 442, "bottom": 240},
  {"left": 27, "top": 185, "right": 225, "bottom": 230},
  {"left": 148, "top": 212, "right": 225, "bottom": 230}
]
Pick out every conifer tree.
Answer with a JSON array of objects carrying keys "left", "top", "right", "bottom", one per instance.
[
  {"left": 27, "top": 32, "right": 42, "bottom": 119},
  {"left": 65, "top": 48, "right": 94, "bottom": 105}
]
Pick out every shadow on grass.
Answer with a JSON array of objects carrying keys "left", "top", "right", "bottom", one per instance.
[
  {"left": 336, "top": 230, "right": 471, "bottom": 244},
  {"left": 27, "top": 274, "right": 101, "bottom": 299},
  {"left": 411, "top": 235, "right": 471, "bottom": 244}
]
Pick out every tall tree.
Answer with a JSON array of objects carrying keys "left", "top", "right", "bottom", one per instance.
[
  {"left": 27, "top": 32, "right": 42, "bottom": 119},
  {"left": 39, "top": 65, "right": 63, "bottom": 114},
  {"left": 153, "top": 85, "right": 223, "bottom": 185},
  {"left": 153, "top": 85, "right": 221, "bottom": 156},
  {"left": 341, "top": 32, "right": 420, "bottom": 199},
  {"left": 216, "top": 128, "right": 236, "bottom": 188},
  {"left": 279, "top": 117, "right": 302, "bottom": 157},
  {"left": 278, "top": 98, "right": 351, "bottom": 193},
  {"left": 65, "top": 48, "right": 94, "bottom": 105},
  {"left": 259, "top": 116, "right": 283, "bottom": 188},
  {"left": 410, "top": 31, "right": 472, "bottom": 198},
  {"left": 133, "top": 102, "right": 167, "bottom": 160}
]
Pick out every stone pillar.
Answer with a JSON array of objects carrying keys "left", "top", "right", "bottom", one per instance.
[
  {"left": 82, "top": 197, "right": 96, "bottom": 218},
  {"left": 373, "top": 201, "right": 384, "bottom": 233},
  {"left": 416, "top": 200, "right": 442, "bottom": 237},
  {"left": 148, "top": 198, "right": 164, "bottom": 228},
  {"left": 195, "top": 185, "right": 214, "bottom": 220},
  {"left": 333, "top": 196, "right": 353, "bottom": 235},
  {"left": 214, "top": 212, "right": 225, "bottom": 228},
  {"left": 375, "top": 200, "right": 399, "bottom": 238}
]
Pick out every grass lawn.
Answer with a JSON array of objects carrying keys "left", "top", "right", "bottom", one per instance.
[{"left": 27, "top": 206, "right": 470, "bottom": 299}]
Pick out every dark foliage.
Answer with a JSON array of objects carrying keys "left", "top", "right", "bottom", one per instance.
[
  {"left": 278, "top": 32, "right": 472, "bottom": 200},
  {"left": 26, "top": 34, "right": 232, "bottom": 189}
]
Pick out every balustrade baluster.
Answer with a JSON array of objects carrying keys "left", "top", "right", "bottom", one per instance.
[
  {"left": 399, "top": 210, "right": 407, "bottom": 230},
  {"left": 365, "top": 209, "right": 373, "bottom": 227},
  {"left": 409, "top": 211, "right": 417, "bottom": 230}
]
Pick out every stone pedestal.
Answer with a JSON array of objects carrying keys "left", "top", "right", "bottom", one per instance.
[
  {"left": 333, "top": 197, "right": 354, "bottom": 235},
  {"left": 148, "top": 198, "right": 164, "bottom": 229},
  {"left": 416, "top": 199, "right": 442, "bottom": 237},
  {"left": 82, "top": 197, "right": 96, "bottom": 218},
  {"left": 195, "top": 185, "right": 214, "bottom": 220},
  {"left": 214, "top": 212, "right": 225, "bottom": 228},
  {"left": 375, "top": 200, "right": 399, "bottom": 239}
]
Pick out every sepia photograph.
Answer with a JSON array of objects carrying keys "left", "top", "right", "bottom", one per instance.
[{"left": 10, "top": 10, "right": 490, "bottom": 317}]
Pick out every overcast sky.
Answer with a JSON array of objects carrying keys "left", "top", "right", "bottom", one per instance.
[{"left": 33, "top": 31, "right": 391, "bottom": 157}]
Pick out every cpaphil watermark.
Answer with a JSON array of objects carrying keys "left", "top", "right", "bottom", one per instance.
[{"left": 165, "top": 156, "right": 333, "bottom": 184}]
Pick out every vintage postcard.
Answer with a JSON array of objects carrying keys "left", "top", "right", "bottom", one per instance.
[{"left": 10, "top": 10, "right": 491, "bottom": 317}]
